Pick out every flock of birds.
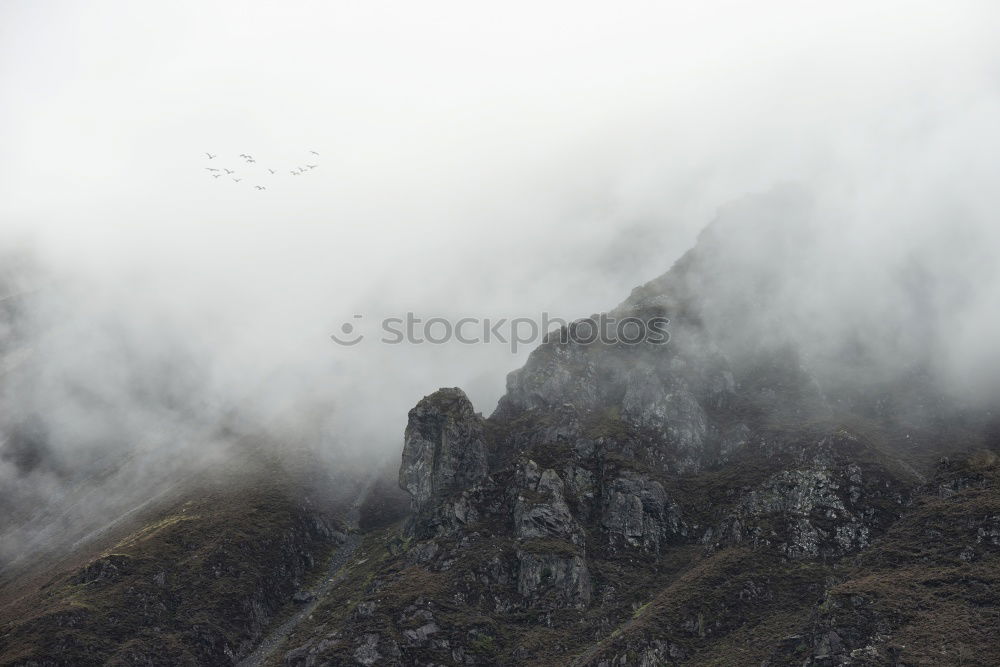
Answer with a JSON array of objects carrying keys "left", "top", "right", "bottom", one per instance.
[{"left": 203, "top": 150, "right": 320, "bottom": 190}]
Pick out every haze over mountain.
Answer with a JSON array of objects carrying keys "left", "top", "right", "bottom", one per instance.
[{"left": 2, "top": 2, "right": 1000, "bottom": 665}]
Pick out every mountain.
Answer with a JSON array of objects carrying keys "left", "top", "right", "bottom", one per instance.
[{"left": 2, "top": 199, "right": 999, "bottom": 665}]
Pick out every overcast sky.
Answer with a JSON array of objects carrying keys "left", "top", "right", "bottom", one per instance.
[{"left": 2, "top": 1, "right": 1000, "bottom": 461}]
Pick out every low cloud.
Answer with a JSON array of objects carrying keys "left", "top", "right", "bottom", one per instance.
[{"left": 2, "top": 1, "right": 999, "bottom": 564}]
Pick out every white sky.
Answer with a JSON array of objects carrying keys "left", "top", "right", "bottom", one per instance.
[{"left": 2, "top": 1, "right": 1000, "bottom": 453}]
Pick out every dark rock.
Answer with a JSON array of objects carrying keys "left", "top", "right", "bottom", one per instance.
[
  {"left": 72, "top": 554, "right": 131, "bottom": 584},
  {"left": 515, "top": 549, "right": 592, "bottom": 609},
  {"left": 601, "top": 472, "right": 684, "bottom": 553},
  {"left": 512, "top": 459, "right": 583, "bottom": 544},
  {"left": 399, "top": 388, "right": 489, "bottom": 515}
]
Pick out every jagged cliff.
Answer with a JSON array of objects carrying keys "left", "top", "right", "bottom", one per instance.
[{"left": 268, "top": 213, "right": 1000, "bottom": 665}]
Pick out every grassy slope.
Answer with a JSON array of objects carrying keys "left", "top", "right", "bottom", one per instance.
[{"left": 0, "top": 449, "right": 352, "bottom": 666}]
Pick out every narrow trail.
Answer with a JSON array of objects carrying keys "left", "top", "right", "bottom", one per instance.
[{"left": 237, "top": 475, "right": 376, "bottom": 667}]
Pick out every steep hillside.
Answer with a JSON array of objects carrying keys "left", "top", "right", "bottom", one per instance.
[{"left": 0, "top": 450, "right": 355, "bottom": 666}]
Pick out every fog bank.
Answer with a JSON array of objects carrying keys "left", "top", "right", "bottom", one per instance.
[{"left": 2, "top": 1, "right": 1000, "bottom": 563}]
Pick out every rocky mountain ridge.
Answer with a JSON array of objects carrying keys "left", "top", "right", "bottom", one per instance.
[{"left": 273, "top": 212, "right": 999, "bottom": 665}]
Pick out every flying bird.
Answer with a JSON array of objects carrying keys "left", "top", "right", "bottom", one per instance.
[
  {"left": 224, "top": 168, "right": 234, "bottom": 174},
  {"left": 268, "top": 169, "right": 276, "bottom": 174},
  {"left": 205, "top": 167, "right": 219, "bottom": 172},
  {"left": 206, "top": 152, "right": 216, "bottom": 159},
  {"left": 213, "top": 174, "right": 221, "bottom": 178},
  {"left": 239, "top": 153, "right": 250, "bottom": 158},
  {"left": 309, "top": 150, "right": 319, "bottom": 156},
  {"left": 245, "top": 158, "right": 256, "bottom": 164},
  {"left": 254, "top": 185, "right": 266, "bottom": 190},
  {"left": 233, "top": 178, "right": 242, "bottom": 182},
  {"left": 306, "top": 164, "right": 317, "bottom": 169},
  {"left": 290, "top": 170, "right": 300, "bottom": 175}
]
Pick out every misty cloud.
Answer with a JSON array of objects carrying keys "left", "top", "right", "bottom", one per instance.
[{"left": 2, "top": 1, "right": 1000, "bottom": 565}]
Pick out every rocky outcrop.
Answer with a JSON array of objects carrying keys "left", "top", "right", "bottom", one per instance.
[
  {"left": 601, "top": 472, "right": 684, "bottom": 553},
  {"left": 763, "top": 456, "right": 1000, "bottom": 666},
  {"left": 512, "top": 459, "right": 584, "bottom": 544},
  {"left": 399, "top": 388, "right": 489, "bottom": 514},
  {"left": 515, "top": 549, "right": 592, "bottom": 609},
  {"left": 620, "top": 367, "right": 710, "bottom": 469},
  {"left": 382, "top": 287, "right": 938, "bottom": 664},
  {"left": 705, "top": 434, "right": 910, "bottom": 559},
  {"left": 497, "top": 321, "right": 737, "bottom": 476},
  {"left": 71, "top": 553, "right": 132, "bottom": 584}
]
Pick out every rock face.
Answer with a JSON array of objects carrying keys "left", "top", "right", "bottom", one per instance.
[
  {"left": 704, "top": 434, "right": 910, "bottom": 560},
  {"left": 399, "top": 388, "right": 489, "bottom": 514},
  {"left": 515, "top": 550, "right": 592, "bottom": 609},
  {"left": 601, "top": 472, "right": 684, "bottom": 553},
  {"left": 497, "top": 315, "right": 736, "bottom": 475},
  {"left": 362, "top": 344, "right": 960, "bottom": 666},
  {"left": 375, "top": 307, "right": 944, "bottom": 664},
  {"left": 512, "top": 459, "right": 583, "bottom": 544}
]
